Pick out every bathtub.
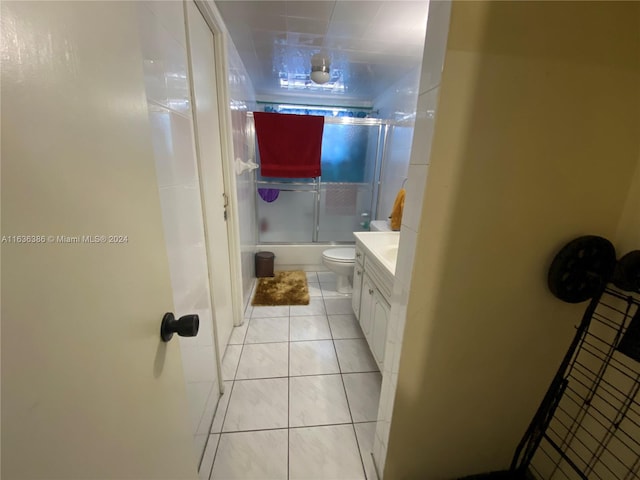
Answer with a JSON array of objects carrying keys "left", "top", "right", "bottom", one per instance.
[{"left": 256, "top": 244, "right": 354, "bottom": 271}]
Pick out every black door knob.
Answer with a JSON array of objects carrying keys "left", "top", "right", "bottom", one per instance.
[{"left": 160, "top": 312, "right": 199, "bottom": 342}]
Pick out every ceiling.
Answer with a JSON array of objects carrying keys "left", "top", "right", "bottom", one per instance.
[{"left": 215, "top": 1, "right": 429, "bottom": 106}]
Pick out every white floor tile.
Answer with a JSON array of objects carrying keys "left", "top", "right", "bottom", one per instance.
[
  {"left": 329, "top": 314, "right": 364, "bottom": 339},
  {"left": 235, "top": 342, "right": 288, "bottom": 380},
  {"left": 321, "top": 282, "right": 348, "bottom": 297},
  {"left": 306, "top": 271, "right": 319, "bottom": 283},
  {"left": 307, "top": 282, "right": 323, "bottom": 297},
  {"left": 343, "top": 373, "right": 382, "bottom": 422},
  {"left": 222, "top": 344, "right": 242, "bottom": 381},
  {"left": 198, "top": 434, "right": 220, "bottom": 480},
  {"left": 354, "top": 423, "right": 377, "bottom": 480},
  {"left": 212, "top": 429, "right": 288, "bottom": 479},
  {"left": 324, "top": 297, "right": 355, "bottom": 315},
  {"left": 251, "top": 305, "right": 289, "bottom": 318},
  {"left": 317, "top": 271, "right": 338, "bottom": 284},
  {"left": 245, "top": 316, "right": 289, "bottom": 344},
  {"left": 335, "top": 339, "right": 379, "bottom": 373},
  {"left": 290, "top": 297, "right": 326, "bottom": 316},
  {"left": 290, "top": 315, "right": 331, "bottom": 342},
  {"left": 289, "top": 340, "right": 340, "bottom": 377},
  {"left": 229, "top": 319, "right": 250, "bottom": 345},
  {"left": 222, "top": 378, "right": 288, "bottom": 432},
  {"left": 211, "top": 381, "right": 233, "bottom": 434},
  {"left": 289, "top": 375, "right": 352, "bottom": 427},
  {"left": 289, "top": 425, "right": 365, "bottom": 480}
]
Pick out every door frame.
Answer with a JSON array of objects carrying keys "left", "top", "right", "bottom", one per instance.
[{"left": 191, "top": 0, "right": 244, "bottom": 334}]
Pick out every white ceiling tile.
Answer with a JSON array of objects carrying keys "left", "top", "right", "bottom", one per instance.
[
  {"left": 249, "top": 14, "right": 288, "bottom": 32},
  {"left": 286, "top": 16, "right": 330, "bottom": 35},
  {"left": 286, "top": 1, "right": 336, "bottom": 20},
  {"left": 286, "top": 32, "right": 324, "bottom": 48},
  {"left": 215, "top": 0, "right": 428, "bottom": 103},
  {"left": 327, "top": 20, "right": 369, "bottom": 39},
  {"left": 331, "top": 1, "right": 382, "bottom": 24},
  {"left": 246, "top": 1, "right": 288, "bottom": 17},
  {"left": 373, "top": 1, "right": 428, "bottom": 28}
]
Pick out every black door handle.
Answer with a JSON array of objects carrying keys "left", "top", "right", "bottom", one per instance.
[{"left": 160, "top": 312, "right": 199, "bottom": 342}]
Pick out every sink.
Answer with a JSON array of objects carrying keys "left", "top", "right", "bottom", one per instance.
[
  {"left": 353, "top": 231, "right": 400, "bottom": 275},
  {"left": 381, "top": 245, "right": 399, "bottom": 265}
]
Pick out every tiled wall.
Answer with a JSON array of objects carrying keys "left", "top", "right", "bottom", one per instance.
[
  {"left": 373, "top": 67, "right": 421, "bottom": 222},
  {"left": 226, "top": 40, "right": 258, "bottom": 310},
  {"left": 372, "top": 0, "right": 452, "bottom": 475},
  {"left": 137, "top": 1, "right": 220, "bottom": 461}
]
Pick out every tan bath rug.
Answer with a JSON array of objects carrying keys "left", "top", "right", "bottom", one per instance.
[{"left": 251, "top": 270, "right": 310, "bottom": 306}]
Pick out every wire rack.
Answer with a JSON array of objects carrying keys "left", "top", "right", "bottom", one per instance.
[{"left": 516, "top": 287, "right": 640, "bottom": 480}]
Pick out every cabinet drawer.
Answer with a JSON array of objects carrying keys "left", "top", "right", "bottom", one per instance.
[
  {"left": 364, "top": 256, "right": 393, "bottom": 303},
  {"left": 371, "top": 292, "right": 390, "bottom": 370}
]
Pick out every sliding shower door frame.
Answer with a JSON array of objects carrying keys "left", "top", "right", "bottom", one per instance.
[{"left": 252, "top": 115, "right": 391, "bottom": 245}]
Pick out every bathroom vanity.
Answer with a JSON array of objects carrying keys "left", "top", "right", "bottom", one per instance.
[{"left": 352, "top": 232, "right": 399, "bottom": 372}]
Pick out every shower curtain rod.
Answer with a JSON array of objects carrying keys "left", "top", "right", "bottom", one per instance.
[{"left": 246, "top": 111, "right": 390, "bottom": 126}]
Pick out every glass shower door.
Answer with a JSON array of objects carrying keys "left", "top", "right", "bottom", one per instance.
[
  {"left": 254, "top": 116, "right": 383, "bottom": 244},
  {"left": 317, "top": 184, "right": 373, "bottom": 242},
  {"left": 316, "top": 121, "right": 380, "bottom": 242},
  {"left": 256, "top": 182, "right": 316, "bottom": 242}
]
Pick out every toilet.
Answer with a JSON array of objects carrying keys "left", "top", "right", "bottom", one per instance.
[
  {"left": 321, "top": 247, "right": 356, "bottom": 294},
  {"left": 369, "top": 219, "right": 392, "bottom": 232}
]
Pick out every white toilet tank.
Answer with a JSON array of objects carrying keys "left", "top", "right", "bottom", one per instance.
[{"left": 370, "top": 220, "right": 391, "bottom": 232}]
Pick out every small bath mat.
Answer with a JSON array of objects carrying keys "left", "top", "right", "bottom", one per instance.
[{"left": 252, "top": 271, "right": 310, "bottom": 306}]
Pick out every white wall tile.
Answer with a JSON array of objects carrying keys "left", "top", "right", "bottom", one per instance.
[
  {"left": 145, "top": 1, "right": 186, "bottom": 47},
  {"left": 418, "top": 0, "right": 452, "bottom": 95},
  {"left": 402, "top": 164, "right": 429, "bottom": 231},
  {"left": 373, "top": 67, "right": 421, "bottom": 220},
  {"left": 226, "top": 41, "right": 258, "bottom": 309},
  {"left": 149, "top": 110, "right": 198, "bottom": 189},
  {"left": 395, "top": 226, "right": 417, "bottom": 287},
  {"left": 409, "top": 88, "right": 439, "bottom": 165}
]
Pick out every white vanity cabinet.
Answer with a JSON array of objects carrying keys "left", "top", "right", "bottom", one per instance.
[
  {"left": 352, "top": 246, "right": 365, "bottom": 319},
  {"left": 352, "top": 236, "right": 395, "bottom": 372}
]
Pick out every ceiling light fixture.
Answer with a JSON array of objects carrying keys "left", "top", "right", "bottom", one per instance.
[{"left": 310, "top": 53, "right": 330, "bottom": 85}]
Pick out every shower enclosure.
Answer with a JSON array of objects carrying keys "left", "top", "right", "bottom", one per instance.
[{"left": 253, "top": 115, "right": 389, "bottom": 244}]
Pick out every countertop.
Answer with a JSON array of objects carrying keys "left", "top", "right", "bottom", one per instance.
[{"left": 353, "top": 231, "right": 400, "bottom": 276}]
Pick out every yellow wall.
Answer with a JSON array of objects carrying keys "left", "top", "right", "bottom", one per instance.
[{"left": 385, "top": 2, "right": 640, "bottom": 478}]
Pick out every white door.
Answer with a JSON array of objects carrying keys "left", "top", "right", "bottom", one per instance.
[
  {"left": 1, "top": 2, "right": 197, "bottom": 478},
  {"left": 136, "top": 1, "right": 222, "bottom": 462},
  {"left": 185, "top": 2, "right": 235, "bottom": 356}
]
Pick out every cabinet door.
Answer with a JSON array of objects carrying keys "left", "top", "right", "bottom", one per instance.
[
  {"left": 352, "top": 265, "right": 364, "bottom": 319},
  {"left": 359, "top": 274, "right": 375, "bottom": 339},
  {"left": 371, "top": 293, "right": 390, "bottom": 368}
]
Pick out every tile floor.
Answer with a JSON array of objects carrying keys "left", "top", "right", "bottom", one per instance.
[{"left": 199, "top": 272, "right": 381, "bottom": 480}]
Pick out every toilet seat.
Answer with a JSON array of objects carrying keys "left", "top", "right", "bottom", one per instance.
[{"left": 322, "top": 248, "right": 355, "bottom": 263}]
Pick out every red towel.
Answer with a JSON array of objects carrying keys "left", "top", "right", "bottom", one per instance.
[{"left": 254, "top": 112, "right": 324, "bottom": 178}]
